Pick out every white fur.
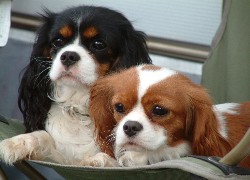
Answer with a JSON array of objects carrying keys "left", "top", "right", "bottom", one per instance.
[
  {"left": 137, "top": 66, "right": 176, "bottom": 99},
  {"left": 49, "top": 37, "right": 98, "bottom": 86},
  {"left": 45, "top": 85, "right": 98, "bottom": 164},
  {"left": 116, "top": 141, "right": 191, "bottom": 167},
  {"left": 0, "top": 35, "right": 116, "bottom": 166},
  {"left": 213, "top": 103, "right": 240, "bottom": 139},
  {"left": 115, "top": 67, "right": 191, "bottom": 167},
  {"left": 0, "top": 131, "right": 55, "bottom": 165},
  {"left": 115, "top": 103, "right": 167, "bottom": 151}
]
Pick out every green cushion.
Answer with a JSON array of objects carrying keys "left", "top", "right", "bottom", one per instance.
[
  {"left": 1, "top": 116, "right": 248, "bottom": 180},
  {"left": 0, "top": 115, "right": 25, "bottom": 139},
  {"left": 202, "top": 0, "right": 250, "bottom": 103}
]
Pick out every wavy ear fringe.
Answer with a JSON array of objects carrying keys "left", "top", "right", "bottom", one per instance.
[
  {"left": 111, "top": 27, "right": 152, "bottom": 71},
  {"left": 89, "top": 78, "right": 116, "bottom": 157},
  {"left": 18, "top": 10, "right": 55, "bottom": 133},
  {"left": 186, "top": 84, "right": 232, "bottom": 157}
]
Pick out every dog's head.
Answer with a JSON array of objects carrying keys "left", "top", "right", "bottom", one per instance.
[
  {"left": 90, "top": 65, "right": 230, "bottom": 158},
  {"left": 19, "top": 6, "right": 151, "bottom": 132}
]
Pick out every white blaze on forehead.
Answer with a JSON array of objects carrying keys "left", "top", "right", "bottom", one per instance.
[{"left": 137, "top": 66, "right": 177, "bottom": 99}]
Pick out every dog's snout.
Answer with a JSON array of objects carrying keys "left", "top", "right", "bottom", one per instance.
[
  {"left": 123, "top": 121, "right": 143, "bottom": 137},
  {"left": 60, "top": 51, "right": 80, "bottom": 67}
]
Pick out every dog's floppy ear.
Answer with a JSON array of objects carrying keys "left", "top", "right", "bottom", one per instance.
[
  {"left": 112, "top": 27, "right": 152, "bottom": 70},
  {"left": 31, "top": 9, "right": 55, "bottom": 57},
  {"left": 185, "top": 83, "right": 231, "bottom": 157},
  {"left": 89, "top": 77, "right": 117, "bottom": 157},
  {"left": 18, "top": 10, "right": 55, "bottom": 133}
]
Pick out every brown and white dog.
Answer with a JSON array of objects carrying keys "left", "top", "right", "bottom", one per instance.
[{"left": 90, "top": 65, "right": 250, "bottom": 168}]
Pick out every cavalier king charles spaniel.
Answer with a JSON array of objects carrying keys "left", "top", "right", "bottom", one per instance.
[
  {"left": 0, "top": 6, "right": 151, "bottom": 166},
  {"left": 90, "top": 65, "right": 250, "bottom": 168}
]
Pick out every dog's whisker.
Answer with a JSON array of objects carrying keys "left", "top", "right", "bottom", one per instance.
[
  {"left": 33, "top": 67, "right": 51, "bottom": 88},
  {"left": 37, "top": 61, "right": 52, "bottom": 65},
  {"left": 44, "top": 75, "right": 51, "bottom": 87},
  {"left": 33, "top": 67, "right": 51, "bottom": 78},
  {"left": 106, "top": 132, "right": 116, "bottom": 145},
  {"left": 37, "top": 63, "right": 51, "bottom": 69},
  {"left": 34, "top": 58, "right": 52, "bottom": 62},
  {"left": 32, "top": 56, "right": 52, "bottom": 61},
  {"left": 34, "top": 76, "right": 50, "bottom": 88},
  {"left": 34, "top": 59, "right": 52, "bottom": 67},
  {"left": 106, "top": 133, "right": 116, "bottom": 140}
]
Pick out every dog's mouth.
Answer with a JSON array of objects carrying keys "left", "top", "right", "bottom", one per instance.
[
  {"left": 120, "top": 140, "right": 145, "bottom": 151},
  {"left": 60, "top": 71, "right": 78, "bottom": 80},
  {"left": 125, "top": 142, "right": 138, "bottom": 147},
  {"left": 55, "top": 71, "right": 82, "bottom": 84}
]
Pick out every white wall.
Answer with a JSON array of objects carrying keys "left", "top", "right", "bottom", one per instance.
[{"left": 12, "top": 0, "right": 222, "bottom": 46}]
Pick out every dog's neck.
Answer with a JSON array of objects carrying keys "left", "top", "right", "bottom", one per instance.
[
  {"left": 45, "top": 82, "right": 99, "bottom": 162},
  {"left": 51, "top": 82, "right": 90, "bottom": 116}
]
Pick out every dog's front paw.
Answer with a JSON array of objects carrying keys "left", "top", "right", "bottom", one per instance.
[
  {"left": 0, "top": 134, "right": 39, "bottom": 165},
  {"left": 79, "top": 153, "right": 118, "bottom": 167},
  {"left": 164, "top": 150, "right": 181, "bottom": 160},
  {"left": 116, "top": 150, "right": 148, "bottom": 167}
]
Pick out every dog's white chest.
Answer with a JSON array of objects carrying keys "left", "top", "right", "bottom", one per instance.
[{"left": 45, "top": 103, "right": 98, "bottom": 164}]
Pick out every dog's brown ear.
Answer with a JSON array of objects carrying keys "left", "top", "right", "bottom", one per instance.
[
  {"left": 185, "top": 83, "right": 231, "bottom": 157},
  {"left": 89, "top": 77, "right": 116, "bottom": 157}
]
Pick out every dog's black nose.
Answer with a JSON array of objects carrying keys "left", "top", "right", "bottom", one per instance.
[
  {"left": 123, "top": 121, "right": 143, "bottom": 137},
  {"left": 60, "top": 51, "right": 80, "bottom": 67}
]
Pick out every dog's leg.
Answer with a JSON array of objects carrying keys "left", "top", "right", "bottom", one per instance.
[
  {"left": 0, "top": 130, "right": 55, "bottom": 165},
  {"left": 115, "top": 149, "right": 148, "bottom": 167},
  {"left": 115, "top": 142, "right": 192, "bottom": 167},
  {"left": 79, "top": 152, "right": 118, "bottom": 167}
]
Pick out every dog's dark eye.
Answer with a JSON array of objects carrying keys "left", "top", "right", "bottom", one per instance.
[
  {"left": 90, "top": 40, "right": 107, "bottom": 51},
  {"left": 152, "top": 105, "right": 169, "bottom": 116},
  {"left": 51, "top": 38, "right": 64, "bottom": 48},
  {"left": 114, "top": 103, "right": 125, "bottom": 113}
]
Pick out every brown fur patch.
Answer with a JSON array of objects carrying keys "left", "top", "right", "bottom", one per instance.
[
  {"left": 89, "top": 67, "right": 139, "bottom": 157},
  {"left": 43, "top": 48, "right": 51, "bottom": 58},
  {"left": 98, "top": 63, "right": 110, "bottom": 77},
  {"left": 83, "top": 26, "right": 98, "bottom": 38},
  {"left": 226, "top": 102, "right": 250, "bottom": 146},
  {"left": 59, "top": 25, "right": 73, "bottom": 38},
  {"left": 141, "top": 73, "right": 232, "bottom": 156},
  {"left": 142, "top": 74, "right": 191, "bottom": 147},
  {"left": 224, "top": 102, "right": 250, "bottom": 168},
  {"left": 109, "top": 67, "right": 139, "bottom": 123}
]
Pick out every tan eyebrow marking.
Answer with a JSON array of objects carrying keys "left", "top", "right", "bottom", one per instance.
[
  {"left": 59, "top": 25, "right": 73, "bottom": 38},
  {"left": 83, "top": 26, "right": 98, "bottom": 38}
]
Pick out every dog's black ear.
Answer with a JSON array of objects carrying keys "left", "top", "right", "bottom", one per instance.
[
  {"left": 18, "top": 10, "right": 55, "bottom": 133},
  {"left": 32, "top": 9, "right": 55, "bottom": 57},
  {"left": 112, "top": 27, "right": 152, "bottom": 70}
]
